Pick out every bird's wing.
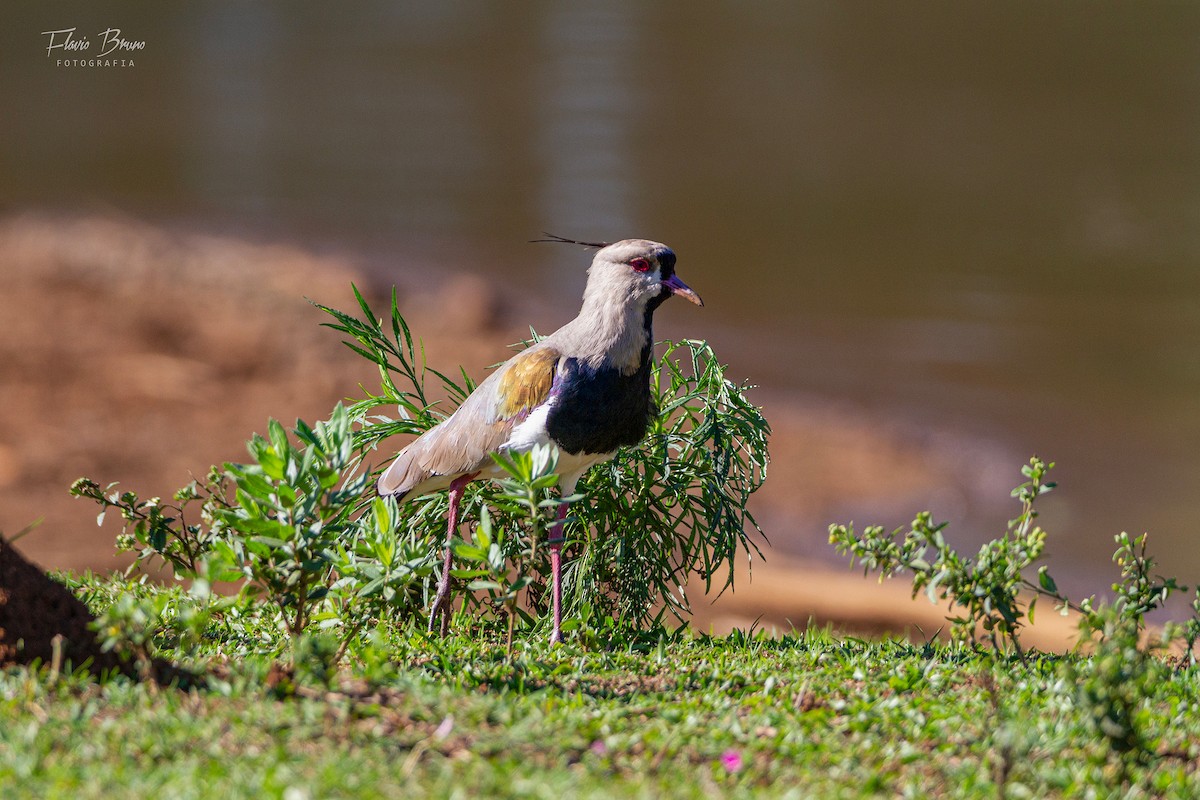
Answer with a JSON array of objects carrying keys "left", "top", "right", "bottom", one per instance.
[
  {"left": 377, "top": 344, "right": 562, "bottom": 498},
  {"left": 493, "top": 345, "right": 561, "bottom": 421}
]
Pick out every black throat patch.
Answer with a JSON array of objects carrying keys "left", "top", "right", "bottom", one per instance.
[{"left": 545, "top": 354, "right": 655, "bottom": 455}]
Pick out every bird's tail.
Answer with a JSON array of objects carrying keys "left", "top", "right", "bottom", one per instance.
[
  {"left": 377, "top": 453, "right": 419, "bottom": 498},
  {"left": 376, "top": 433, "right": 460, "bottom": 500}
]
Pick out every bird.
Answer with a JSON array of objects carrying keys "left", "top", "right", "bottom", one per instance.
[{"left": 376, "top": 236, "right": 703, "bottom": 643}]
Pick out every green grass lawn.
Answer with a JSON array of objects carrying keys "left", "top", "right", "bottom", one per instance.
[
  {"left": 2, "top": 577, "right": 1198, "bottom": 799},
  {"left": 11, "top": 299, "right": 1193, "bottom": 797}
]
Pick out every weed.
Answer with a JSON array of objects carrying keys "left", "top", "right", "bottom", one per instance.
[
  {"left": 88, "top": 575, "right": 225, "bottom": 680},
  {"left": 1067, "top": 601, "right": 1166, "bottom": 786},
  {"left": 1105, "top": 532, "right": 1182, "bottom": 630},
  {"left": 830, "top": 457, "right": 1067, "bottom": 654},
  {"left": 70, "top": 471, "right": 229, "bottom": 578},
  {"left": 208, "top": 405, "right": 370, "bottom": 646}
]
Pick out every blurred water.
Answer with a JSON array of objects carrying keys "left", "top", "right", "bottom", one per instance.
[{"left": 3, "top": 2, "right": 1199, "bottom": 587}]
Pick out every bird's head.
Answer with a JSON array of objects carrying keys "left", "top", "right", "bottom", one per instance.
[
  {"left": 587, "top": 239, "right": 703, "bottom": 310},
  {"left": 535, "top": 235, "right": 702, "bottom": 370},
  {"left": 533, "top": 234, "right": 702, "bottom": 314}
]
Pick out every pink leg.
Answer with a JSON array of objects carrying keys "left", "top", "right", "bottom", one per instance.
[
  {"left": 428, "top": 473, "right": 477, "bottom": 636},
  {"left": 548, "top": 503, "right": 569, "bottom": 644}
]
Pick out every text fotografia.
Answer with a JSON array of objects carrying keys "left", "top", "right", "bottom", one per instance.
[{"left": 42, "top": 28, "right": 144, "bottom": 67}]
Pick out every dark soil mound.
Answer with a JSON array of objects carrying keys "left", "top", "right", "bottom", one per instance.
[{"left": 0, "top": 533, "right": 127, "bottom": 674}]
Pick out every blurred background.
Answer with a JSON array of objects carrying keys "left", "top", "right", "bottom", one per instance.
[{"left": 2, "top": 2, "right": 1198, "bottom": 629}]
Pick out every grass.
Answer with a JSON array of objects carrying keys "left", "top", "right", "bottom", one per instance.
[
  {"left": 2, "top": 577, "right": 1199, "bottom": 798},
  {"left": 27, "top": 294, "right": 1200, "bottom": 797}
]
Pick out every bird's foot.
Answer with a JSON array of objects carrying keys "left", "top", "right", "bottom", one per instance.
[
  {"left": 426, "top": 604, "right": 450, "bottom": 637},
  {"left": 427, "top": 582, "right": 452, "bottom": 637}
]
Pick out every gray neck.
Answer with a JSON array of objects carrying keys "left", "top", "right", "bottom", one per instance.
[{"left": 553, "top": 290, "right": 652, "bottom": 375}]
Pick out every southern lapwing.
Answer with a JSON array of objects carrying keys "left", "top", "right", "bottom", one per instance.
[{"left": 377, "top": 236, "right": 703, "bottom": 643}]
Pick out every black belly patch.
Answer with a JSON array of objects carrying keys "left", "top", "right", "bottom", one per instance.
[{"left": 545, "top": 357, "right": 654, "bottom": 455}]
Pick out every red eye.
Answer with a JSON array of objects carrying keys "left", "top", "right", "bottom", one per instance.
[{"left": 630, "top": 257, "right": 651, "bottom": 272}]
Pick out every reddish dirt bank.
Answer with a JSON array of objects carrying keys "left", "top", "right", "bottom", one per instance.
[{"left": 0, "top": 212, "right": 1078, "bottom": 650}]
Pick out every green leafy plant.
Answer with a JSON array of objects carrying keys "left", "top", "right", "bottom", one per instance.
[
  {"left": 76, "top": 403, "right": 433, "bottom": 666},
  {"left": 325, "top": 496, "right": 434, "bottom": 660},
  {"left": 830, "top": 458, "right": 1198, "bottom": 657},
  {"left": 70, "top": 470, "right": 230, "bottom": 578},
  {"left": 828, "top": 450, "right": 1200, "bottom": 787},
  {"left": 1105, "top": 532, "right": 1182, "bottom": 630},
  {"left": 453, "top": 507, "right": 529, "bottom": 652},
  {"left": 89, "top": 576, "right": 225, "bottom": 681},
  {"left": 571, "top": 339, "right": 769, "bottom": 629},
  {"left": 830, "top": 457, "right": 1067, "bottom": 654},
  {"left": 1177, "top": 590, "right": 1200, "bottom": 667},
  {"left": 1066, "top": 600, "right": 1166, "bottom": 785},
  {"left": 315, "top": 286, "right": 475, "bottom": 463},
  {"left": 210, "top": 404, "right": 370, "bottom": 647},
  {"left": 316, "top": 288, "right": 770, "bottom": 637},
  {"left": 451, "top": 445, "right": 577, "bottom": 651},
  {"left": 830, "top": 456, "right": 1200, "bottom": 784},
  {"left": 1067, "top": 533, "right": 1186, "bottom": 784}
]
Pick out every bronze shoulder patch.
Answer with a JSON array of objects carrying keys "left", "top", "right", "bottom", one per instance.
[{"left": 496, "top": 347, "right": 559, "bottom": 420}]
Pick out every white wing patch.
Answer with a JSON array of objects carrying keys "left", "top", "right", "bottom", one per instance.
[{"left": 503, "top": 400, "right": 554, "bottom": 452}]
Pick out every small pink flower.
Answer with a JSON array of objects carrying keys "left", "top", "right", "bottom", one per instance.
[
  {"left": 590, "top": 740, "right": 607, "bottom": 756},
  {"left": 433, "top": 715, "right": 454, "bottom": 740},
  {"left": 720, "top": 749, "right": 743, "bottom": 773}
]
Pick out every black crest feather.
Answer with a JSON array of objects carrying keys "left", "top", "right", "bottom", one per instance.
[{"left": 530, "top": 232, "right": 610, "bottom": 249}]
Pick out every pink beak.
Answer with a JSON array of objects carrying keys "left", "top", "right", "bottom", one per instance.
[{"left": 663, "top": 274, "right": 704, "bottom": 307}]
